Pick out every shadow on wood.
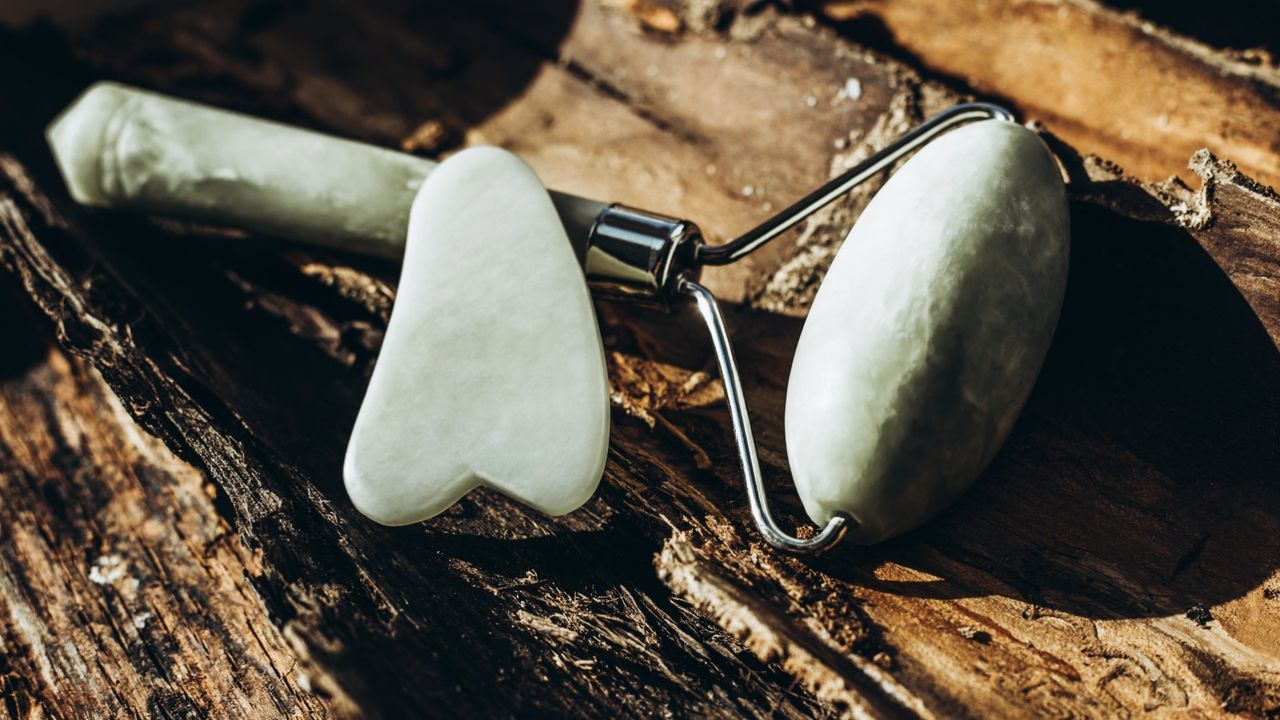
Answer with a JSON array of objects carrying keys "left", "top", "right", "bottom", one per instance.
[{"left": 810, "top": 202, "right": 1280, "bottom": 620}]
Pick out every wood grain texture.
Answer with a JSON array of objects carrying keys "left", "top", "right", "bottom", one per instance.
[
  {"left": 0, "top": 287, "right": 332, "bottom": 719},
  {"left": 812, "top": 0, "right": 1280, "bottom": 188},
  {"left": 0, "top": 0, "right": 1278, "bottom": 717}
]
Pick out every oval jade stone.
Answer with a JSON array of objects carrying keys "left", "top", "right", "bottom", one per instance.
[{"left": 785, "top": 121, "right": 1069, "bottom": 544}]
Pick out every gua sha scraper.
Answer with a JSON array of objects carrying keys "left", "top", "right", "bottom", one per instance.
[
  {"left": 46, "top": 82, "right": 1070, "bottom": 554},
  {"left": 343, "top": 147, "right": 610, "bottom": 525}
]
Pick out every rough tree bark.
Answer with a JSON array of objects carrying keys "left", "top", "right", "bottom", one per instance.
[{"left": 0, "top": 1, "right": 1277, "bottom": 718}]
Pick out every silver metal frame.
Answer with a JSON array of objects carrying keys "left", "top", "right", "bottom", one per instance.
[
  {"left": 630, "top": 103, "right": 1014, "bottom": 553},
  {"left": 581, "top": 103, "right": 1014, "bottom": 301},
  {"left": 682, "top": 279, "right": 852, "bottom": 554},
  {"left": 584, "top": 204, "right": 702, "bottom": 305}
]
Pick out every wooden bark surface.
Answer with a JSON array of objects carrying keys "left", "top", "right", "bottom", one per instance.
[
  {"left": 0, "top": 291, "right": 330, "bottom": 719},
  {"left": 812, "top": 0, "right": 1280, "bottom": 188},
  {"left": 1, "top": 1, "right": 1278, "bottom": 718}
]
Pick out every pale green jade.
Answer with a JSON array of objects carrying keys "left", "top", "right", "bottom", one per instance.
[
  {"left": 46, "top": 82, "right": 613, "bottom": 524},
  {"left": 344, "top": 147, "right": 610, "bottom": 524},
  {"left": 47, "top": 81, "right": 1070, "bottom": 543},
  {"left": 45, "top": 81, "right": 606, "bottom": 259},
  {"left": 785, "top": 121, "right": 1069, "bottom": 544}
]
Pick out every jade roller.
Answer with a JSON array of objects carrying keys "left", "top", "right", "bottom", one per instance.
[{"left": 46, "top": 82, "right": 1069, "bottom": 554}]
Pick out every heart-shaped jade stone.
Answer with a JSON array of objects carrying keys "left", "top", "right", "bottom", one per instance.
[
  {"left": 786, "top": 121, "right": 1070, "bottom": 544},
  {"left": 344, "top": 147, "right": 610, "bottom": 525}
]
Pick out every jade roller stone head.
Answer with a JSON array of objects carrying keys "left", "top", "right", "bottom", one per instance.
[
  {"left": 786, "top": 121, "right": 1069, "bottom": 544},
  {"left": 45, "top": 82, "right": 1068, "bottom": 553}
]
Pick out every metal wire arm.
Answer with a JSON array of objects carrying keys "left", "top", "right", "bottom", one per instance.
[
  {"left": 681, "top": 278, "right": 851, "bottom": 554},
  {"left": 679, "top": 102, "right": 1015, "bottom": 553},
  {"left": 695, "top": 102, "right": 1015, "bottom": 266}
]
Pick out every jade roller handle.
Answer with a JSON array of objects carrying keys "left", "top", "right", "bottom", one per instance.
[{"left": 45, "top": 82, "right": 648, "bottom": 273}]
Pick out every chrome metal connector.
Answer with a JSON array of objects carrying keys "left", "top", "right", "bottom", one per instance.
[{"left": 584, "top": 204, "right": 702, "bottom": 307}]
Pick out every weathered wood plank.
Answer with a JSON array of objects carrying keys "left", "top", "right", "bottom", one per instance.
[
  {"left": 0, "top": 282, "right": 332, "bottom": 719},
  {"left": 811, "top": 0, "right": 1280, "bottom": 188}
]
